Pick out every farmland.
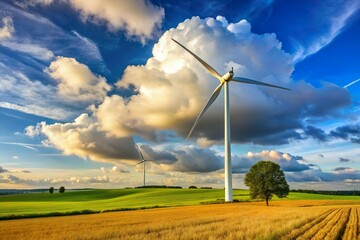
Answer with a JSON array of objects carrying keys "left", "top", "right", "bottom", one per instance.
[
  {"left": 1, "top": 188, "right": 360, "bottom": 239},
  {"left": 1, "top": 200, "right": 360, "bottom": 240}
]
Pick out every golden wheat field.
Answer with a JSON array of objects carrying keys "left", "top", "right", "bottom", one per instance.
[{"left": 1, "top": 200, "right": 360, "bottom": 240}]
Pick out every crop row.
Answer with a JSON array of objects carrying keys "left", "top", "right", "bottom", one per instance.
[
  {"left": 283, "top": 207, "right": 360, "bottom": 240},
  {"left": 342, "top": 207, "right": 358, "bottom": 240}
]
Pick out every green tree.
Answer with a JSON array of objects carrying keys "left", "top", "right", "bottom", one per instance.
[
  {"left": 59, "top": 186, "right": 65, "bottom": 193},
  {"left": 244, "top": 161, "right": 289, "bottom": 206},
  {"left": 49, "top": 187, "right": 54, "bottom": 194}
]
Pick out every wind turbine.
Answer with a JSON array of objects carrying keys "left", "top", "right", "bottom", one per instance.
[
  {"left": 135, "top": 144, "right": 150, "bottom": 187},
  {"left": 172, "top": 38, "right": 290, "bottom": 202}
]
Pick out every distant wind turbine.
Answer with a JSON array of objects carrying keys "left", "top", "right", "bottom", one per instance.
[
  {"left": 135, "top": 145, "right": 151, "bottom": 187},
  {"left": 344, "top": 78, "right": 360, "bottom": 88},
  {"left": 172, "top": 38, "right": 290, "bottom": 202}
]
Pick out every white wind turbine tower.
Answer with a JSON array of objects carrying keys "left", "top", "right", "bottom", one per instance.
[
  {"left": 135, "top": 145, "right": 150, "bottom": 187},
  {"left": 172, "top": 38, "right": 290, "bottom": 202}
]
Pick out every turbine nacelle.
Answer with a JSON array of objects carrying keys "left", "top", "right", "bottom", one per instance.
[{"left": 221, "top": 67, "right": 234, "bottom": 82}]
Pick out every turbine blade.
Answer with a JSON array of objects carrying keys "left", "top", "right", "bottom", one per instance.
[
  {"left": 172, "top": 38, "right": 222, "bottom": 82},
  {"left": 138, "top": 148, "right": 145, "bottom": 161},
  {"left": 136, "top": 160, "right": 145, "bottom": 165},
  {"left": 187, "top": 82, "right": 224, "bottom": 140},
  {"left": 135, "top": 144, "right": 145, "bottom": 160},
  {"left": 232, "top": 77, "right": 291, "bottom": 91}
]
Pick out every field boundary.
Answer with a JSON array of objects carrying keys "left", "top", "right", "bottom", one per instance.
[{"left": 0, "top": 205, "right": 165, "bottom": 221}]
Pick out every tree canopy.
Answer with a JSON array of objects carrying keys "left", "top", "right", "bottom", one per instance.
[
  {"left": 59, "top": 186, "right": 65, "bottom": 193},
  {"left": 244, "top": 161, "right": 289, "bottom": 206}
]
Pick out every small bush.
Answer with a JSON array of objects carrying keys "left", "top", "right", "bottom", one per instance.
[
  {"left": 189, "top": 186, "right": 197, "bottom": 189},
  {"left": 135, "top": 185, "right": 182, "bottom": 189},
  {"left": 49, "top": 187, "right": 54, "bottom": 194},
  {"left": 200, "top": 199, "right": 225, "bottom": 205},
  {"left": 167, "top": 186, "right": 182, "bottom": 189}
]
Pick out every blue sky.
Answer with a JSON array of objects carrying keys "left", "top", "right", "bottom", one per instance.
[{"left": 0, "top": 0, "right": 359, "bottom": 190}]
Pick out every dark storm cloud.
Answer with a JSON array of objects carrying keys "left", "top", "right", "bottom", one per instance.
[
  {"left": 339, "top": 157, "right": 351, "bottom": 163},
  {"left": 139, "top": 145, "right": 223, "bottom": 173},
  {"left": 304, "top": 125, "right": 329, "bottom": 142},
  {"left": 252, "top": 130, "right": 303, "bottom": 146},
  {"left": 334, "top": 167, "right": 351, "bottom": 171},
  {"left": 170, "top": 147, "right": 223, "bottom": 173},
  {"left": 301, "top": 123, "right": 360, "bottom": 144},
  {"left": 286, "top": 168, "right": 360, "bottom": 182},
  {"left": 77, "top": 136, "right": 141, "bottom": 161},
  {"left": 285, "top": 171, "right": 320, "bottom": 182},
  {"left": 308, "top": 163, "right": 318, "bottom": 167},
  {"left": 330, "top": 124, "right": 360, "bottom": 142},
  {"left": 232, "top": 155, "right": 256, "bottom": 173},
  {"left": 279, "top": 156, "right": 311, "bottom": 172},
  {"left": 140, "top": 145, "right": 177, "bottom": 163}
]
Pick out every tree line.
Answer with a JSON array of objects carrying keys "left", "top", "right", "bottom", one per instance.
[{"left": 291, "top": 189, "right": 360, "bottom": 196}]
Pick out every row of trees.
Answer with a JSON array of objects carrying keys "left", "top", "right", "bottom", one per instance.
[{"left": 49, "top": 186, "right": 65, "bottom": 194}]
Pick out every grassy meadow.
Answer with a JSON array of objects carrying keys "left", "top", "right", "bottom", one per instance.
[
  {"left": 1, "top": 188, "right": 360, "bottom": 218},
  {"left": 0, "top": 188, "right": 247, "bottom": 218}
]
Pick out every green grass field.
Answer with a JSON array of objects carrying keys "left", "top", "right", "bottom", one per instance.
[{"left": 1, "top": 188, "right": 360, "bottom": 219}]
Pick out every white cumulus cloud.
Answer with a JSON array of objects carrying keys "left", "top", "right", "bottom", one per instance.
[
  {"left": 68, "top": 0, "right": 164, "bottom": 43},
  {"left": 26, "top": 113, "right": 141, "bottom": 164},
  {"left": 45, "top": 57, "right": 111, "bottom": 102}
]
